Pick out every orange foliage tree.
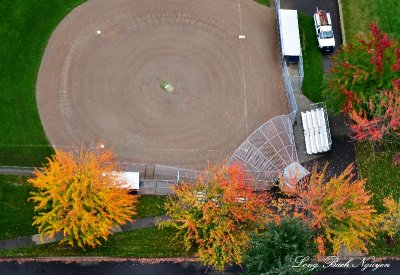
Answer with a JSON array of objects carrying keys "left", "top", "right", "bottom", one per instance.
[
  {"left": 276, "top": 163, "right": 378, "bottom": 255},
  {"left": 29, "top": 145, "right": 138, "bottom": 249},
  {"left": 159, "top": 163, "right": 273, "bottom": 271}
]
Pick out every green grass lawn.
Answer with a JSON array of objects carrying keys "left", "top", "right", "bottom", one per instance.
[
  {"left": 340, "top": 0, "right": 374, "bottom": 42},
  {"left": 356, "top": 142, "right": 400, "bottom": 255},
  {"left": 0, "top": 227, "right": 189, "bottom": 258},
  {"left": 356, "top": 143, "right": 400, "bottom": 214},
  {"left": 341, "top": 0, "right": 400, "bottom": 256},
  {"left": 253, "top": 0, "right": 270, "bottom": 6},
  {"left": 0, "top": 0, "right": 89, "bottom": 166},
  {"left": 298, "top": 13, "right": 324, "bottom": 103},
  {"left": 135, "top": 195, "right": 167, "bottom": 218},
  {"left": 341, "top": 0, "right": 400, "bottom": 42},
  {"left": 0, "top": 175, "right": 36, "bottom": 239},
  {"left": 0, "top": 174, "right": 168, "bottom": 240},
  {"left": 0, "top": 175, "right": 177, "bottom": 256}
]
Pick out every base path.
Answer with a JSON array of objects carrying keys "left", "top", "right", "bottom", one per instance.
[{"left": 37, "top": 0, "right": 288, "bottom": 169}]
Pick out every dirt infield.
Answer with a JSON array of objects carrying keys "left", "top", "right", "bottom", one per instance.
[{"left": 36, "top": 0, "right": 288, "bottom": 169}]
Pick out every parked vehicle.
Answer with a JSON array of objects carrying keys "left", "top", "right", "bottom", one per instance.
[{"left": 313, "top": 7, "right": 335, "bottom": 52}]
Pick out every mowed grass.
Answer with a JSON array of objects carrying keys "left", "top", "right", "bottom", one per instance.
[
  {"left": 0, "top": 173, "right": 168, "bottom": 240},
  {"left": 253, "top": 0, "right": 270, "bottom": 6},
  {"left": 341, "top": 0, "right": 400, "bottom": 256},
  {"left": 340, "top": 0, "right": 374, "bottom": 42},
  {"left": 134, "top": 195, "right": 167, "bottom": 219},
  {"left": 356, "top": 142, "right": 400, "bottom": 255},
  {"left": 373, "top": 0, "right": 400, "bottom": 39},
  {"left": 0, "top": 227, "right": 189, "bottom": 258},
  {"left": 0, "top": 175, "right": 36, "bottom": 239},
  {"left": 341, "top": 0, "right": 400, "bottom": 42},
  {"left": 356, "top": 143, "right": 400, "bottom": 213},
  {"left": 0, "top": 0, "right": 88, "bottom": 166},
  {"left": 298, "top": 13, "right": 324, "bottom": 103}
]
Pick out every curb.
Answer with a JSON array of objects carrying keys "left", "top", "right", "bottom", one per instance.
[
  {"left": 0, "top": 257, "right": 200, "bottom": 263},
  {"left": 337, "top": 0, "right": 346, "bottom": 45}
]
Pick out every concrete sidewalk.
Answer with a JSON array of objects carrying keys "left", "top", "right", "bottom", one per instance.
[
  {"left": 0, "top": 215, "right": 169, "bottom": 251},
  {"left": 0, "top": 166, "right": 36, "bottom": 177}
]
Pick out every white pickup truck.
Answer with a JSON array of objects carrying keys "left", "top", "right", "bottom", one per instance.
[{"left": 313, "top": 7, "right": 335, "bottom": 52}]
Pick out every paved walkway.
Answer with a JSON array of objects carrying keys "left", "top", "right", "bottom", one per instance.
[
  {"left": 0, "top": 216, "right": 169, "bottom": 251},
  {"left": 292, "top": 93, "right": 358, "bottom": 178},
  {"left": 0, "top": 166, "right": 35, "bottom": 177}
]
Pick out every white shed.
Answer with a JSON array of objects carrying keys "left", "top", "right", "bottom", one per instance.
[{"left": 279, "top": 9, "right": 302, "bottom": 62}]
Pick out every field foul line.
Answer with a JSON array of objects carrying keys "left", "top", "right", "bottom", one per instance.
[
  {"left": 137, "top": 148, "right": 220, "bottom": 152},
  {"left": 238, "top": 0, "right": 249, "bottom": 135}
]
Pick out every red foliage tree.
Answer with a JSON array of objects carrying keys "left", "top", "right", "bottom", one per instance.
[
  {"left": 324, "top": 22, "right": 400, "bottom": 142},
  {"left": 349, "top": 84, "right": 400, "bottom": 141}
]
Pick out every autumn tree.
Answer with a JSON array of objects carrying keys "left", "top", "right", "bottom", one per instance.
[
  {"left": 245, "top": 218, "right": 318, "bottom": 275},
  {"left": 324, "top": 22, "right": 400, "bottom": 142},
  {"left": 159, "top": 163, "right": 272, "bottom": 271},
  {"left": 29, "top": 145, "right": 137, "bottom": 249},
  {"left": 380, "top": 196, "right": 400, "bottom": 242},
  {"left": 276, "top": 163, "right": 378, "bottom": 256}
]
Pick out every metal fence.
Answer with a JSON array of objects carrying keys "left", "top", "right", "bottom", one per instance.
[
  {"left": 120, "top": 163, "right": 199, "bottom": 183},
  {"left": 274, "top": 0, "right": 299, "bottom": 124},
  {"left": 120, "top": 163, "right": 148, "bottom": 179},
  {"left": 226, "top": 1, "right": 304, "bottom": 189},
  {"left": 282, "top": 61, "right": 299, "bottom": 123},
  {"left": 153, "top": 164, "right": 200, "bottom": 182},
  {"left": 229, "top": 115, "right": 298, "bottom": 190},
  {"left": 287, "top": 55, "right": 304, "bottom": 93},
  {"left": 117, "top": 163, "right": 200, "bottom": 195}
]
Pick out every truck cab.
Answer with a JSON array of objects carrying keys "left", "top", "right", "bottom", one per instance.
[{"left": 313, "top": 8, "right": 335, "bottom": 52}]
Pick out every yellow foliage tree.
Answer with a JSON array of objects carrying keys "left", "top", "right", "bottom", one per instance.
[
  {"left": 29, "top": 145, "right": 138, "bottom": 249},
  {"left": 380, "top": 196, "right": 400, "bottom": 240}
]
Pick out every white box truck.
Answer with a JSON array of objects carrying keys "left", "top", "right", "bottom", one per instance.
[
  {"left": 103, "top": 171, "right": 140, "bottom": 193},
  {"left": 313, "top": 7, "right": 335, "bottom": 52}
]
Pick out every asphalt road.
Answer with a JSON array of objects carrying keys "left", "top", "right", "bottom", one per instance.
[
  {"left": 1, "top": 260, "right": 400, "bottom": 275},
  {"left": 0, "top": 261, "right": 244, "bottom": 275},
  {"left": 280, "top": 0, "right": 343, "bottom": 72}
]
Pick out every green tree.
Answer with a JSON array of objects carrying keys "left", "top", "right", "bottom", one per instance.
[
  {"left": 29, "top": 145, "right": 138, "bottom": 249},
  {"left": 245, "top": 218, "right": 318, "bottom": 275}
]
